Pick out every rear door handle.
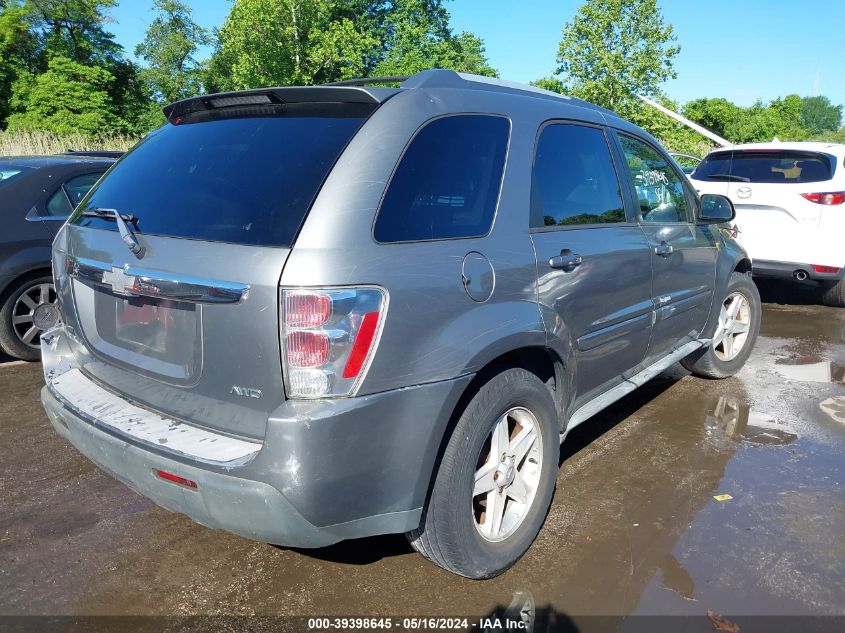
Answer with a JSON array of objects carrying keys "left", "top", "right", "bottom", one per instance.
[
  {"left": 654, "top": 241, "right": 674, "bottom": 257},
  {"left": 549, "top": 249, "right": 583, "bottom": 271}
]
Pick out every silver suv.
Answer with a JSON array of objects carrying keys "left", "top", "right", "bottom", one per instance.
[{"left": 40, "top": 70, "right": 760, "bottom": 579}]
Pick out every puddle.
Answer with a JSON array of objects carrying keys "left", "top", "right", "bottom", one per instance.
[
  {"left": 658, "top": 554, "right": 695, "bottom": 601},
  {"left": 820, "top": 396, "right": 845, "bottom": 425},
  {"left": 705, "top": 396, "right": 797, "bottom": 446},
  {"left": 773, "top": 355, "right": 845, "bottom": 384}
]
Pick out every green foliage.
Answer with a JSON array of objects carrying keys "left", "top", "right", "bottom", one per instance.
[
  {"left": 0, "top": 1, "right": 37, "bottom": 125},
  {"left": 800, "top": 96, "right": 842, "bottom": 135},
  {"left": 682, "top": 95, "right": 842, "bottom": 144},
  {"left": 629, "top": 98, "right": 712, "bottom": 156},
  {"left": 207, "top": 0, "right": 496, "bottom": 90},
  {"left": 555, "top": 0, "right": 679, "bottom": 118},
  {"left": 211, "top": 0, "right": 378, "bottom": 90},
  {"left": 135, "top": 0, "right": 211, "bottom": 104},
  {"left": 809, "top": 126, "right": 845, "bottom": 144},
  {"left": 24, "top": 0, "right": 122, "bottom": 66},
  {"left": 373, "top": 0, "right": 496, "bottom": 77},
  {"left": 6, "top": 55, "right": 126, "bottom": 136}
]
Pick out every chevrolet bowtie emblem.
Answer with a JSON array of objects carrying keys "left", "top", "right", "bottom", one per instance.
[{"left": 102, "top": 266, "right": 136, "bottom": 295}]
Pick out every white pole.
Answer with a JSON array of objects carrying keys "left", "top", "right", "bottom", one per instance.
[{"left": 637, "top": 94, "right": 732, "bottom": 148}]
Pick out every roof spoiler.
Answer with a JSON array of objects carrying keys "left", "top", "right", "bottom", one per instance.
[{"left": 162, "top": 86, "right": 398, "bottom": 121}]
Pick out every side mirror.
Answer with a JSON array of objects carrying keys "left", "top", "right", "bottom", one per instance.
[{"left": 698, "top": 193, "right": 735, "bottom": 223}]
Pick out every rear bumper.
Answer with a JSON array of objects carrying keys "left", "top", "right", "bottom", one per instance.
[
  {"left": 40, "top": 328, "right": 472, "bottom": 547},
  {"left": 752, "top": 259, "right": 844, "bottom": 282}
]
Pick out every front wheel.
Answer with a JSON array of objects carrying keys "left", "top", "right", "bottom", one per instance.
[
  {"left": 681, "top": 272, "right": 761, "bottom": 379},
  {"left": 407, "top": 368, "right": 559, "bottom": 579}
]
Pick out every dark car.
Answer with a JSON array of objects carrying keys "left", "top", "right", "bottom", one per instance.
[
  {"left": 40, "top": 71, "right": 760, "bottom": 579},
  {"left": 0, "top": 153, "right": 115, "bottom": 360}
]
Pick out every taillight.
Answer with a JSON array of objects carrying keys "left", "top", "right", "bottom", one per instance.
[
  {"left": 812, "top": 265, "right": 841, "bottom": 274},
  {"left": 281, "top": 288, "right": 386, "bottom": 398},
  {"left": 801, "top": 192, "right": 845, "bottom": 205}
]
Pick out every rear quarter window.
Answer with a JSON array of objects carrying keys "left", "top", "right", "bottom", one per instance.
[
  {"left": 373, "top": 115, "right": 510, "bottom": 243},
  {"left": 693, "top": 150, "right": 834, "bottom": 184}
]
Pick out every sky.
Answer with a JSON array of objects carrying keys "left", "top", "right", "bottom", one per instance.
[{"left": 105, "top": 0, "right": 845, "bottom": 108}]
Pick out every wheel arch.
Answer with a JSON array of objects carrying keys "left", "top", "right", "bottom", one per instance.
[{"left": 416, "top": 345, "right": 567, "bottom": 521}]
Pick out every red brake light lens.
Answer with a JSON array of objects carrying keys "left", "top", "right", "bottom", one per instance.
[
  {"left": 285, "top": 292, "right": 331, "bottom": 328},
  {"left": 343, "top": 312, "right": 381, "bottom": 378},
  {"left": 812, "top": 265, "right": 841, "bottom": 274},
  {"left": 801, "top": 192, "right": 845, "bottom": 205},
  {"left": 286, "top": 331, "right": 330, "bottom": 367}
]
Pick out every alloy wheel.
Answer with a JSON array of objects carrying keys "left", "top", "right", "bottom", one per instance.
[
  {"left": 11, "top": 282, "right": 56, "bottom": 350},
  {"left": 712, "top": 291, "right": 751, "bottom": 361},
  {"left": 473, "top": 406, "right": 543, "bottom": 542}
]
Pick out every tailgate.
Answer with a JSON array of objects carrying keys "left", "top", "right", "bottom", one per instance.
[{"left": 56, "top": 226, "right": 289, "bottom": 439}]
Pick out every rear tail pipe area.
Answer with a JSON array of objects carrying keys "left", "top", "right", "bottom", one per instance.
[{"left": 793, "top": 270, "right": 809, "bottom": 281}]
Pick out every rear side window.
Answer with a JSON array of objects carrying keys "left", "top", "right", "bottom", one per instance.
[
  {"left": 693, "top": 150, "right": 833, "bottom": 184},
  {"left": 531, "top": 123, "right": 625, "bottom": 228},
  {"left": 46, "top": 173, "right": 102, "bottom": 217},
  {"left": 374, "top": 115, "right": 509, "bottom": 243},
  {"left": 71, "top": 105, "right": 371, "bottom": 247}
]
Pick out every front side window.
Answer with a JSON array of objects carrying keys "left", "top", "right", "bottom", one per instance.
[
  {"left": 530, "top": 123, "right": 625, "bottom": 228},
  {"left": 373, "top": 115, "right": 509, "bottom": 243},
  {"left": 619, "top": 134, "right": 689, "bottom": 224}
]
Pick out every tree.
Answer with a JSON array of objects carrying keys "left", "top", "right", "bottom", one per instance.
[
  {"left": 373, "top": 0, "right": 495, "bottom": 76},
  {"left": 211, "top": 0, "right": 377, "bottom": 90},
  {"left": 6, "top": 55, "right": 125, "bottom": 135},
  {"left": 800, "top": 96, "right": 842, "bottom": 135},
  {"left": 206, "top": 0, "right": 497, "bottom": 90},
  {"left": 135, "top": 0, "right": 211, "bottom": 104},
  {"left": 0, "top": 0, "right": 38, "bottom": 126},
  {"left": 554, "top": 0, "right": 680, "bottom": 117},
  {"left": 23, "top": 0, "right": 122, "bottom": 66}
]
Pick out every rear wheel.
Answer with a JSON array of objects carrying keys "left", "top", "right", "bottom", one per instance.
[
  {"left": 0, "top": 274, "right": 56, "bottom": 361},
  {"left": 822, "top": 278, "right": 845, "bottom": 308},
  {"left": 407, "top": 368, "right": 558, "bottom": 579},
  {"left": 681, "top": 272, "right": 761, "bottom": 379}
]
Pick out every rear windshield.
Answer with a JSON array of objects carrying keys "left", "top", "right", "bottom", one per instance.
[
  {"left": 70, "top": 104, "right": 372, "bottom": 247},
  {"left": 693, "top": 150, "right": 834, "bottom": 184}
]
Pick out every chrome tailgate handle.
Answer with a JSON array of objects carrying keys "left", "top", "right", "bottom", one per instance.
[{"left": 67, "top": 256, "right": 250, "bottom": 304}]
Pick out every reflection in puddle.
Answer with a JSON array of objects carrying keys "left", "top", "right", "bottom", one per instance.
[
  {"left": 774, "top": 355, "right": 845, "bottom": 384},
  {"left": 706, "top": 397, "right": 797, "bottom": 446},
  {"left": 658, "top": 553, "right": 695, "bottom": 601},
  {"left": 820, "top": 396, "right": 845, "bottom": 425}
]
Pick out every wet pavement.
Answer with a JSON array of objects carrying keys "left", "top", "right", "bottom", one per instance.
[{"left": 1, "top": 281, "right": 843, "bottom": 627}]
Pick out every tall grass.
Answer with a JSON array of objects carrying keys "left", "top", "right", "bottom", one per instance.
[{"left": 0, "top": 129, "right": 138, "bottom": 157}]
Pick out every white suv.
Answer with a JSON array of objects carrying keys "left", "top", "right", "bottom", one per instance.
[{"left": 691, "top": 142, "right": 845, "bottom": 306}]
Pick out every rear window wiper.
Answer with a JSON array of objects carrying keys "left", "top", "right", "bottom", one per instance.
[
  {"left": 80, "top": 208, "right": 145, "bottom": 258},
  {"left": 704, "top": 173, "right": 750, "bottom": 182}
]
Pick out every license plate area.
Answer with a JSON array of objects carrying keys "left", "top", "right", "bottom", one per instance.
[{"left": 72, "top": 279, "right": 203, "bottom": 385}]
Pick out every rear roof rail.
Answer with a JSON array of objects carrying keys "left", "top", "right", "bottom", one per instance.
[
  {"left": 324, "top": 76, "right": 410, "bottom": 86},
  {"left": 332, "top": 69, "right": 615, "bottom": 115}
]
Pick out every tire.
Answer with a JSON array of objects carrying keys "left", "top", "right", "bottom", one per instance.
[
  {"left": 0, "top": 274, "right": 55, "bottom": 361},
  {"left": 822, "top": 278, "right": 845, "bottom": 308},
  {"left": 681, "top": 272, "right": 761, "bottom": 379},
  {"left": 406, "top": 368, "right": 559, "bottom": 579}
]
